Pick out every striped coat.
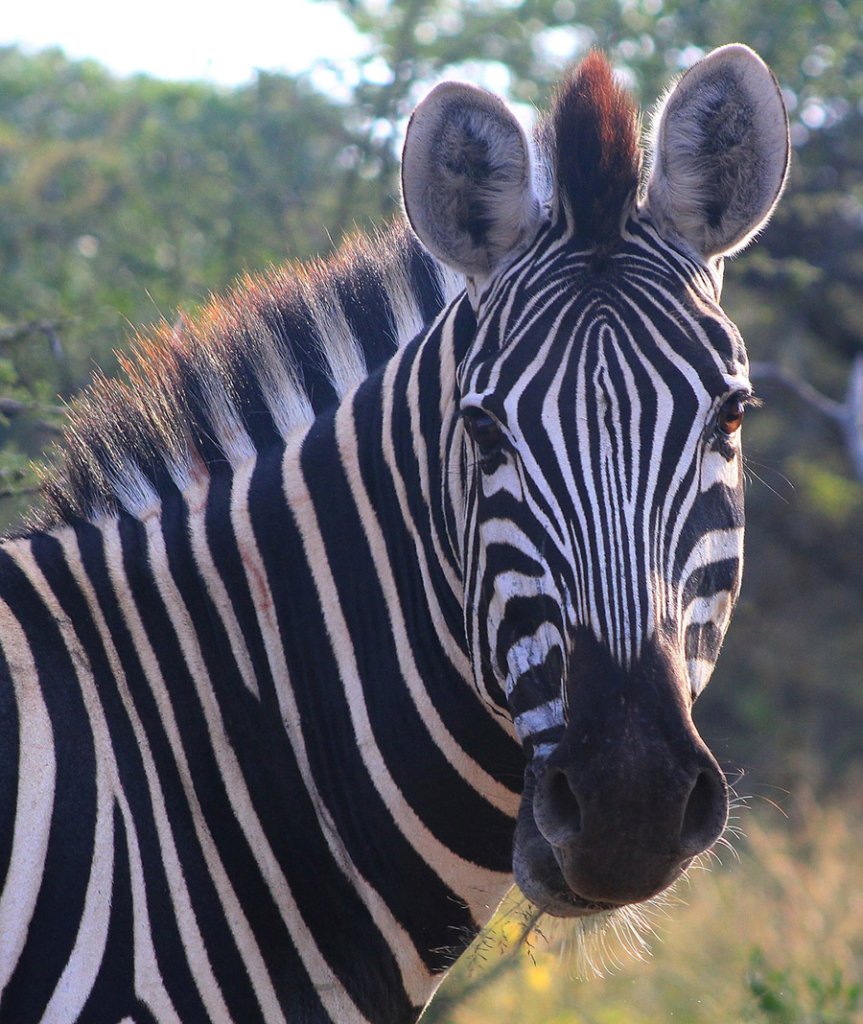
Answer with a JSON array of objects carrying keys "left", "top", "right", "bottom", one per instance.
[{"left": 0, "top": 45, "right": 788, "bottom": 1024}]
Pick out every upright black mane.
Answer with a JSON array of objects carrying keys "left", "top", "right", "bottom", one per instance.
[{"left": 28, "top": 222, "right": 453, "bottom": 533}]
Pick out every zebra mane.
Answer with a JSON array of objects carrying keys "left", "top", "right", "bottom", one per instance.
[
  {"left": 543, "top": 50, "right": 642, "bottom": 247},
  {"left": 30, "top": 220, "right": 460, "bottom": 532}
]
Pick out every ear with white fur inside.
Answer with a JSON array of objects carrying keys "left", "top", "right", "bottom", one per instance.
[
  {"left": 401, "top": 82, "right": 543, "bottom": 286},
  {"left": 644, "top": 43, "right": 790, "bottom": 260}
]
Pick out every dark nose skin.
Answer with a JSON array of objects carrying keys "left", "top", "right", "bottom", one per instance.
[{"left": 530, "top": 631, "right": 728, "bottom": 905}]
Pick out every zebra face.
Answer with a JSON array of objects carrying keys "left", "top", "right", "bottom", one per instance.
[
  {"left": 458, "top": 233, "right": 751, "bottom": 740},
  {"left": 457, "top": 234, "right": 750, "bottom": 913},
  {"left": 403, "top": 47, "right": 788, "bottom": 914}
]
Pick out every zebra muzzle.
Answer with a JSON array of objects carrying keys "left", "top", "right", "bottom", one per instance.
[{"left": 513, "top": 638, "right": 729, "bottom": 912}]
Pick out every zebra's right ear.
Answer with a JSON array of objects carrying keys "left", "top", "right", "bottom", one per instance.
[
  {"left": 644, "top": 44, "right": 790, "bottom": 260},
  {"left": 402, "top": 82, "right": 543, "bottom": 287}
]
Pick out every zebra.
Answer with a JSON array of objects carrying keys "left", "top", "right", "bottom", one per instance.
[{"left": 0, "top": 43, "right": 788, "bottom": 1024}]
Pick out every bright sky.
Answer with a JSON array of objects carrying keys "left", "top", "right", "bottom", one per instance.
[{"left": 0, "top": 0, "right": 367, "bottom": 86}]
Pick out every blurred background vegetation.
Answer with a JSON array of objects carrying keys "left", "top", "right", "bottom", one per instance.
[{"left": 1, "top": 0, "right": 861, "bottom": 1019}]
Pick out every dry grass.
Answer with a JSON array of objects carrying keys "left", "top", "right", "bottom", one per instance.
[{"left": 424, "top": 791, "right": 863, "bottom": 1023}]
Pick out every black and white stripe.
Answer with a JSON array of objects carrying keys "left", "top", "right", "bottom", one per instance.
[{"left": 0, "top": 45, "right": 788, "bottom": 1024}]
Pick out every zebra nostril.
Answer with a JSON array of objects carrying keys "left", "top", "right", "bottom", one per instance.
[
  {"left": 680, "top": 769, "right": 727, "bottom": 855},
  {"left": 534, "top": 766, "right": 583, "bottom": 846}
]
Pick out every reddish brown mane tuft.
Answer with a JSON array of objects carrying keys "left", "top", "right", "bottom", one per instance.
[{"left": 551, "top": 50, "right": 641, "bottom": 248}]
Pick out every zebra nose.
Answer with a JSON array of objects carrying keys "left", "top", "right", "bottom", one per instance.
[
  {"left": 531, "top": 750, "right": 728, "bottom": 906},
  {"left": 531, "top": 763, "right": 584, "bottom": 847}
]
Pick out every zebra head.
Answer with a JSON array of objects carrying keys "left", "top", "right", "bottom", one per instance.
[{"left": 403, "top": 47, "right": 789, "bottom": 915}]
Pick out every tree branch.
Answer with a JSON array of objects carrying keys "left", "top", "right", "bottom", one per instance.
[
  {"left": 0, "top": 396, "right": 64, "bottom": 434},
  {"left": 749, "top": 361, "right": 845, "bottom": 423},
  {"left": 0, "top": 485, "right": 40, "bottom": 501},
  {"left": 0, "top": 318, "right": 68, "bottom": 347},
  {"left": 750, "top": 358, "right": 863, "bottom": 483},
  {"left": 844, "top": 354, "right": 863, "bottom": 482}
]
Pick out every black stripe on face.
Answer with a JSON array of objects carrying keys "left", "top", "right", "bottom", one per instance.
[
  {"left": 685, "top": 620, "right": 724, "bottom": 663},
  {"left": 521, "top": 725, "right": 567, "bottom": 761},
  {"left": 682, "top": 556, "right": 741, "bottom": 608},
  {"left": 508, "top": 647, "right": 565, "bottom": 718},
  {"left": 493, "top": 594, "right": 566, "bottom": 678}
]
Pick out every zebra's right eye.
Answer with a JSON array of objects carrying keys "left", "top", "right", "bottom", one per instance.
[
  {"left": 462, "top": 407, "right": 505, "bottom": 459},
  {"left": 718, "top": 394, "right": 746, "bottom": 435}
]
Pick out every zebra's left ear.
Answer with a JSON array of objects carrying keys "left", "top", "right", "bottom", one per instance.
[
  {"left": 402, "top": 82, "right": 543, "bottom": 289},
  {"left": 643, "top": 44, "right": 790, "bottom": 259}
]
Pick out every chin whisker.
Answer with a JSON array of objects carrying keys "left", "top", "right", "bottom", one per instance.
[
  {"left": 468, "top": 800, "right": 747, "bottom": 987},
  {"left": 545, "top": 893, "right": 671, "bottom": 979},
  {"left": 475, "top": 885, "right": 667, "bottom": 982},
  {"left": 714, "top": 834, "right": 743, "bottom": 862}
]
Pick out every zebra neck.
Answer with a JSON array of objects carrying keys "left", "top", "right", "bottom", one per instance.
[
  {"left": 281, "top": 294, "right": 494, "bottom": 726},
  {"left": 266, "top": 302, "right": 523, "bottom": 942}
]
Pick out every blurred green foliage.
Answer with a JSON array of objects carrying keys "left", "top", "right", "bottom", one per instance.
[
  {"left": 424, "top": 798, "right": 863, "bottom": 1023},
  {"left": 747, "top": 950, "right": 861, "bottom": 1024},
  {"left": 0, "top": 0, "right": 861, "bottom": 796},
  {"left": 0, "top": 44, "right": 381, "bottom": 515}
]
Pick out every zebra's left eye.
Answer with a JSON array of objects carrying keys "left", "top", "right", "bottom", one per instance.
[
  {"left": 462, "top": 407, "right": 505, "bottom": 459},
  {"left": 718, "top": 394, "right": 746, "bottom": 435}
]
